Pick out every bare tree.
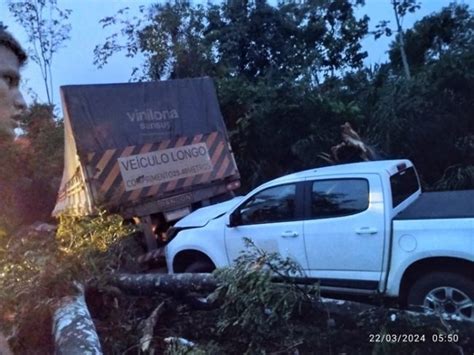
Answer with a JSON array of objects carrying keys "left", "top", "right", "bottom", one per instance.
[
  {"left": 391, "top": 0, "right": 416, "bottom": 79},
  {"left": 374, "top": 0, "right": 420, "bottom": 79},
  {"left": 8, "top": 0, "right": 72, "bottom": 105}
]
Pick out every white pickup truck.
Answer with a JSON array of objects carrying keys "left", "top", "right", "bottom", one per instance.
[{"left": 163, "top": 160, "right": 474, "bottom": 320}]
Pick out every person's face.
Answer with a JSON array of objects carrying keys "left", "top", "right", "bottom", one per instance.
[{"left": 0, "top": 45, "right": 26, "bottom": 136}]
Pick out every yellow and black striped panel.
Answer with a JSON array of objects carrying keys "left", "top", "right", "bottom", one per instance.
[
  {"left": 54, "top": 167, "right": 94, "bottom": 216},
  {"left": 85, "top": 132, "right": 239, "bottom": 208}
]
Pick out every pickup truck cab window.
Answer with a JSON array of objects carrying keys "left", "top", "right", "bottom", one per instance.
[
  {"left": 239, "top": 184, "right": 297, "bottom": 225},
  {"left": 225, "top": 182, "right": 308, "bottom": 269},
  {"left": 390, "top": 167, "right": 419, "bottom": 207},
  {"left": 311, "top": 179, "right": 369, "bottom": 218}
]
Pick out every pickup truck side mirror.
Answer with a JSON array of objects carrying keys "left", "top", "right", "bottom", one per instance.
[{"left": 228, "top": 210, "right": 242, "bottom": 227}]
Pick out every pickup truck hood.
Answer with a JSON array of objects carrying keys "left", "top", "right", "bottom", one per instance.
[{"left": 175, "top": 196, "right": 244, "bottom": 228}]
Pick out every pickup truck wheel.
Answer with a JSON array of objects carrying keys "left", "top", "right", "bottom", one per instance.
[
  {"left": 185, "top": 261, "right": 214, "bottom": 273},
  {"left": 407, "top": 272, "right": 474, "bottom": 321}
]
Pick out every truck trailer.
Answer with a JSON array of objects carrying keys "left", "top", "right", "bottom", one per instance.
[{"left": 53, "top": 77, "right": 240, "bottom": 250}]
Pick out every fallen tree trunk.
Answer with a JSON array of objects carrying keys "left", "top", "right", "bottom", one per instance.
[
  {"left": 319, "top": 297, "right": 472, "bottom": 326},
  {"left": 109, "top": 273, "right": 218, "bottom": 295},
  {"left": 53, "top": 287, "right": 103, "bottom": 355},
  {"left": 110, "top": 273, "right": 474, "bottom": 333}
]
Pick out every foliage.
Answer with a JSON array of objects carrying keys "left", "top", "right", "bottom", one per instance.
[
  {"left": 210, "top": 239, "right": 316, "bottom": 353},
  {"left": 93, "top": 1, "right": 474, "bottom": 192},
  {"left": 0, "top": 131, "right": 27, "bottom": 234},
  {"left": 93, "top": 2, "right": 213, "bottom": 81},
  {"left": 0, "top": 211, "right": 139, "bottom": 352},
  {"left": 377, "top": 8, "right": 473, "bottom": 188},
  {"left": 314, "top": 3, "right": 474, "bottom": 189},
  {"left": 0, "top": 104, "right": 64, "bottom": 230},
  {"left": 55, "top": 211, "right": 138, "bottom": 278},
  {"left": 373, "top": 0, "right": 421, "bottom": 40},
  {"left": 434, "top": 165, "right": 474, "bottom": 191},
  {"left": 165, "top": 342, "right": 212, "bottom": 355},
  {"left": 388, "top": 3, "right": 474, "bottom": 73},
  {"left": 138, "top": 2, "right": 211, "bottom": 80},
  {"left": 1, "top": 219, "right": 470, "bottom": 354},
  {"left": 159, "top": 240, "right": 471, "bottom": 355},
  {"left": 95, "top": 0, "right": 369, "bottom": 81},
  {"left": 8, "top": 0, "right": 72, "bottom": 104},
  {"left": 94, "top": 0, "right": 370, "bottom": 189},
  {"left": 20, "top": 103, "right": 64, "bottom": 223},
  {"left": 373, "top": 0, "right": 421, "bottom": 79},
  {"left": 204, "top": 0, "right": 369, "bottom": 80}
]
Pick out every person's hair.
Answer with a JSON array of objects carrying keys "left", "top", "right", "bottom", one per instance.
[{"left": 0, "top": 27, "right": 27, "bottom": 66}]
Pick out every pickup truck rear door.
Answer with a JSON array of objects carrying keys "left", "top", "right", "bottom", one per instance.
[
  {"left": 303, "top": 174, "right": 385, "bottom": 290},
  {"left": 224, "top": 182, "right": 308, "bottom": 270}
]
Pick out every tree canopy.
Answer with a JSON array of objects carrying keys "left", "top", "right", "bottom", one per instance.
[{"left": 94, "top": 0, "right": 473, "bottom": 190}]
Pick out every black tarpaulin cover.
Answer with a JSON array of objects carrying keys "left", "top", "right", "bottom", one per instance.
[{"left": 62, "top": 77, "right": 227, "bottom": 153}]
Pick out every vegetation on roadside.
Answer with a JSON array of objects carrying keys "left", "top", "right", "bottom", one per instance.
[
  {"left": 0, "top": 104, "right": 63, "bottom": 236},
  {"left": 0, "top": 216, "right": 472, "bottom": 354},
  {"left": 0, "top": 212, "right": 139, "bottom": 353},
  {"left": 96, "top": 241, "right": 471, "bottom": 354}
]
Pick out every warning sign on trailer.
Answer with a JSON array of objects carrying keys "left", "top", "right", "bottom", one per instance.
[{"left": 118, "top": 143, "right": 213, "bottom": 191}]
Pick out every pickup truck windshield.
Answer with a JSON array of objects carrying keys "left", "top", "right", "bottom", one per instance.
[{"left": 390, "top": 167, "right": 419, "bottom": 207}]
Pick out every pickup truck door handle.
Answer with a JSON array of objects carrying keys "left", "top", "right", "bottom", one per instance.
[
  {"left": 281, "top": 231, "right": 299, "bottom": 238},
  {"left": 355, "top": 227, "right": 378, "bottom": 235}
]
